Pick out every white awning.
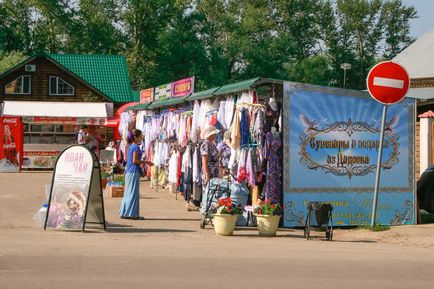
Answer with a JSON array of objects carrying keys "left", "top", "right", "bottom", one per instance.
[
  {"left": 405, "top": 87, "right": 434, "bottom": 100},
  {"left": 1, "top": 101, "right": 113, "bottom": 118},
  {"left": 393, "top": 28, "right": 434, "bottom": 79}
]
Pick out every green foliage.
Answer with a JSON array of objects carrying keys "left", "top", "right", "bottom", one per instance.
[
  {"left": 0, "top": 0, "right": 418, "bottom": 91},
  {"left": 360, "top": 224, "right": 391, "bottom": 231},
  {"left": 254, "top": 198, "right": 283, "bottom": 216},
  {"left": 113, "top": 174, "right": 125, "bottom": 185},
  {"left": 0, "top": 51, "right": 27, "bottom": 74}
]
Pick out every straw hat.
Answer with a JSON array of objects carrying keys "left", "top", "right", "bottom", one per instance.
[{"left": 202, "top": 125, "right": 220, "bottom": 139}]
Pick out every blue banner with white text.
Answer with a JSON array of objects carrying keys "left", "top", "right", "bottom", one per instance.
[{"left": 283, "top": 82, "right": 415, "bottom": 227}]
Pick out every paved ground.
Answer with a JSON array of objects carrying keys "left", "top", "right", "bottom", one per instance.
[{"left": 1, "top": 172, "right": 434, "bottom": 289}]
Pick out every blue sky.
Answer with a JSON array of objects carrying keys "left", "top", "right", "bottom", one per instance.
[{"left": 402, "top": 0, "right": 434, "bottom": 37}]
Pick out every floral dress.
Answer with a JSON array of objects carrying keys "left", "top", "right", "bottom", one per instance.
[
  {"left": 200, "top": 139, "right": 219, "bottom": 186},
  {"left": 263, "top": 132, "right": 282, "bottom": 204}
]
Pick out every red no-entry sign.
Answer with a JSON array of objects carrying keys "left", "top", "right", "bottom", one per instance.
[{"left": 366, "top": 61, "right": 410, "bottom": 105}]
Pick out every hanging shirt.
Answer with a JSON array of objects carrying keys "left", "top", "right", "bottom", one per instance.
[{"left": 168, "top": 152, "right": 179, "bottom": 184}]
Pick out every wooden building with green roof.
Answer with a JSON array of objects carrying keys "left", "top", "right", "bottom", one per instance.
[{"left": 0, "top": 52, "right": 137, "bottom": 169}]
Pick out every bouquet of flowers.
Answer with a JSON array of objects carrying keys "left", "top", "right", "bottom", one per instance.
[
  {"left": 216, "top": 198, "right": 243, "bottom": 215},
  {"left": 254, "top": 198, "right": 282, "bottom": 216}
]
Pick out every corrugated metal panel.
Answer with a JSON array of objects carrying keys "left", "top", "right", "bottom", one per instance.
[
  {"left": 213, "top": 77, "right": 261, "bottom": 96},
  {"left": 147, "top": 96, "right": 187, "bottom": 109},
  {"left": 186, "top": 87, "right": 219, "bottom": 101}
]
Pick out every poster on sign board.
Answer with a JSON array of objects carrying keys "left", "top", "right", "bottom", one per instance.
[
  {"left": 282, "top": 82, "right": 415, "bottom": 227},
  {"left": 140, "top": 88, "right": 154, "bottom": 103},
  {"left": 0, "top": 117, "right": 23, "bottom": 173},
  {"left": 154, "top": 83, "right": 172, "bottom": 100},
  {"left": 22, "top": 151, "right": 60, "bottom": 169},
  {"left": 172, "top": 77, "right": 194, "bottom": 97},
  {"left": 44, "top": 145, "right": 105, "bottom": 231}
]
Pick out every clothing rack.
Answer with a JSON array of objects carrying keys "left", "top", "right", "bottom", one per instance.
[
  {"left": 235, "top": 102, "right": 265, "bottom": 108},
  {"left": 148, "top": 106, "right": 194, "bottom": 118}
]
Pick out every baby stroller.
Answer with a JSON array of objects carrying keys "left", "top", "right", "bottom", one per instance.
[
  {"left": 200, "top": 177, "right": 231, "bottom": 229},
  {"left": 304, "top": 201, "right": 333, "bottom": 241}
]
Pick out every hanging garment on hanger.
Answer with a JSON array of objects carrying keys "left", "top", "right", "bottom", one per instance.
[
  {"left": 192, "top": 144, "right": 202, "bottom": 184},
  {"left": 225, "top": 96, "right": 235, "bottom": 128},
  {"left": 246, "top": 148, "right": 257, "bottom": 186},
  {"left": 179, "top": 115, "right": 188, "bottom": 147},
  {"left": 230, "top": 109, "right": 241, "bottom": 149},
  {"left": 239, "top": 108, "right": 250, "bottom": 147},
  {"left": 264, "top": 102, "right": 279, "bottom": 133},
  {"left": 186, "top": 115, "right": 192, "bottom": 142},
  {"left": 191, "top": 100, "right": 200, "bottom": 143},
  {"left": 182, "top": 145, "right": 194, "bottom": 201},
  {"left": 217, "top": 100, "right": 227, "bottom": 129},
  {"left": 263, "top": 131, "right": 282, "bottom": 204},
  {"left": 236, "top": 149, "right": 248, "bottom": 183},
  {"left": 168, "top": 151, "right": 179, "bottom": 184}
]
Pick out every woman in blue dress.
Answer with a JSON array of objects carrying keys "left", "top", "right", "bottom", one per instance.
[{"left": 119, "top": 129, "right": 153, "bottom": 220}]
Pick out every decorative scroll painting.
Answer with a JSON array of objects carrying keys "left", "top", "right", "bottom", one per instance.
[{"left": 283, "top": 82, "right": 415, "bottom": 227}]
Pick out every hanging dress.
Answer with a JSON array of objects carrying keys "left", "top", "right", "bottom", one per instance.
[{"left": 263, "top": 132, "right": 282, "bottom": 204}]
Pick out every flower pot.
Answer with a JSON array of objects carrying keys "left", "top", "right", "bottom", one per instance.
[
  {"left": 101, "top": 178, "right": 108, "bottom": 189},
  {"left": 256, "top": 215, "right": 281, "bottom": 237},
  {"left": 213, "top": 214, "right": 238, "bottom": 236}
]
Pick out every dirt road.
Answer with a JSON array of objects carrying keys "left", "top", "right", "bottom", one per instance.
[{"left": 1, "top": 172, "right": 434, "bottom": 289}]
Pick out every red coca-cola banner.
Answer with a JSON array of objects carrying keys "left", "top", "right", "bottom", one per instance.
[{"left": 0, "top": 117, "right": 23, "bottom": 172}]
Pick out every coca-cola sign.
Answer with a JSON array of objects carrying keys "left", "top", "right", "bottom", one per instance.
[
  {"left": 0, "top": 117, "right": 23, "bottom": 173},
  {"left": 3, "top": 118, "right": 18, "bottom": 124}
]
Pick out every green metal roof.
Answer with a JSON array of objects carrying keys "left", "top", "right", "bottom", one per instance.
[
  {"left": 128, "top": 102, "right": 151, "bottom": 111},
  {"left": 132, "top": 90, "right": 140, "bottom": 101},
  {"left": 186, "top": 86, "right": 220, "bottom": 101},
  {"left": 47, "top": 53, "right": 136, "bottom": 103},
  {"left": 148, "top": 96, "right": 187, "bottom": 109},
  {"left": 213, "top": 77, "right": 261, "bottom": 96}
]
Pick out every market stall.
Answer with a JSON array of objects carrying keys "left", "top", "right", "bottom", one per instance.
[
  {"left": 1, "top": 100, "right": 113, "bottom": 169},
  {"left": 132, "top": 77, "right": 284, "bottom": 214},
  {"left": 133, "top": 76, "right": 417, "bottom": 227}
]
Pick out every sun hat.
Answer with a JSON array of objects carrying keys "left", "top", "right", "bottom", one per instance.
[
  {"left": 269, "top": 97, "right": 278, "bottom": 112},
  {"left": 202, "top": 125, "right": 220, "bottom": 139}
]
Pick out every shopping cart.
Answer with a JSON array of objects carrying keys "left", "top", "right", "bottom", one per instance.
[
  {"left": 200, "top": 177, "right": 231, "bottom": 229},
  {"left": 304, "top": 201, "right": 333, "bottom": 241}
]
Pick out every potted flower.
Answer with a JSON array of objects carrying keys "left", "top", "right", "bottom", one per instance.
[
  {"left": 213, "top": 198, "right": 243, "bottom": 236},
  {"left": 254, "top": 199, "right": 282, "bottom": 237}
]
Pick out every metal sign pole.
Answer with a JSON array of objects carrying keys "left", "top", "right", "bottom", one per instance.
[{"left": 371, "top": 104, "right": 388, "bottom": 226}]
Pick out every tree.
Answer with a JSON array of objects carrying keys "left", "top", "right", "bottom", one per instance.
[
  {"left": 320, "top": 0, "right": 416, "bottom": 89},
  {"left": 381, "top": 0, "right": 417, "bottom": 59},
  {"left": 0, "top": 0, "right": 32, "bottom": 53},
  {"left": 70, "top": 0, "right": 124, "bottom": 54},
  {"left": 0, "top": 51, "right": 27, "bottom": 74}
]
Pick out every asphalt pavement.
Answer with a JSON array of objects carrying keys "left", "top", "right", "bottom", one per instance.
[{"left": 1, "top": 172, "right": 434, "bottom": 289}]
